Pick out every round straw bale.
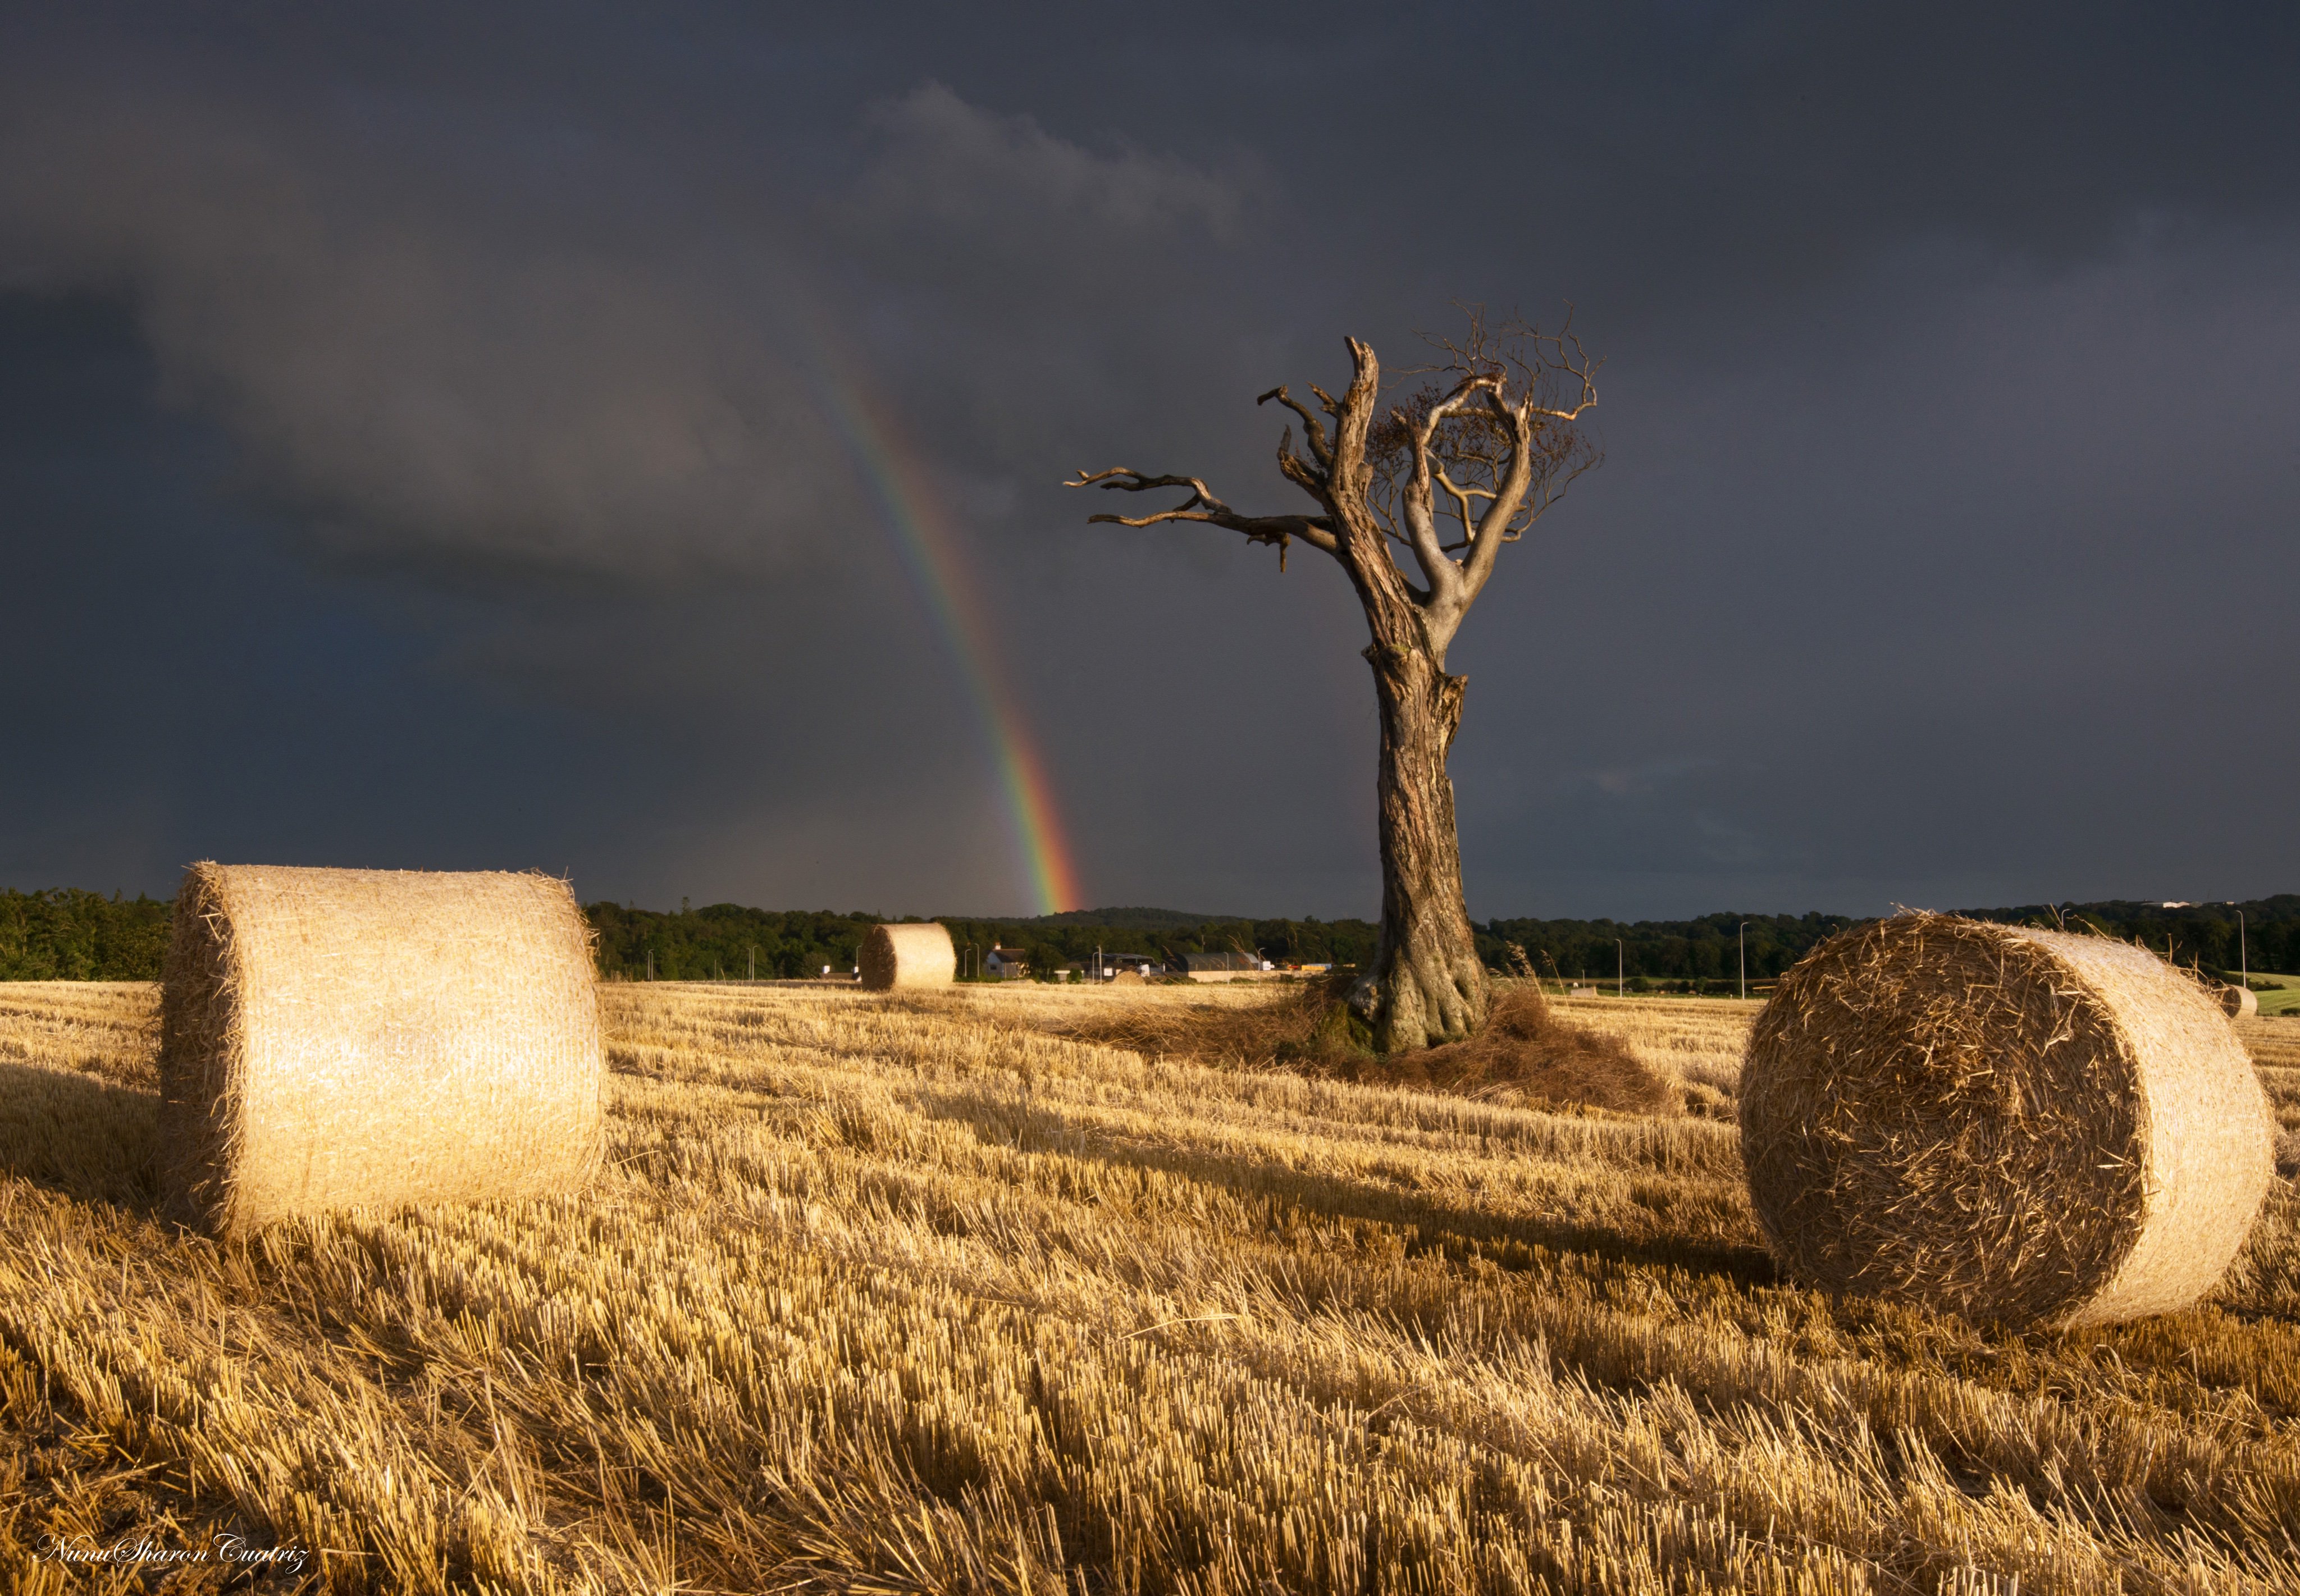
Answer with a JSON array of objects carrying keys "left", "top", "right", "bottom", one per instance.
[
  {"left": 859, "top": 922, "right": 956, "bottom": 991},
  {"left": 2222, "top": 983, "right": 2260, "bottom": 1019},
  {"left": 159, "top": 862, "right": 603, "bottom": 1235},
  {"left": 1741, "top": 913, "right": 2274, "bottom": 1328}
]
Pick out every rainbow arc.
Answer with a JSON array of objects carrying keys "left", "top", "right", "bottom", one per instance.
[{"left": 809, "top": 358, "right": 1083, "bottom": 916}]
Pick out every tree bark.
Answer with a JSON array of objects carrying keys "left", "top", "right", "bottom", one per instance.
[{"left": 1353, "top": 639, "right": 1487, "bottom": 1051}]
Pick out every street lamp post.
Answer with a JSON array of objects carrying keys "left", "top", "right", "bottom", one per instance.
[
  {"left": 1616, "top": 939, "right": 1625, "bottom": 998},
  {"left": 1738, "top": 922, "right": 1750, "bottom": 1001},
  {"left": 2238, "top": 909, "right": 2247, "bottom": 988}
]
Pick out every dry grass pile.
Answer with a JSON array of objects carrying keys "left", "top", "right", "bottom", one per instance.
[
  {"left": 2225, "top": 984, "right": 2262, "bottom": 1018},
  {"left": 1051, "top": 973, "right": 1356, "bottom": 1069},
  {"left": 859, "top": 921, "right": 956, "bottom": 991},
  {"left": 1056, "top": 977, "right": 1671, "bottom": 1113},
  {"left": 1370, "top": 986, "right": 1674, "bottom": 1113},
  {"left": 0, "top": 978, "right": 2295, "bottom": 1593},
  {"left": 1744, "top": 913, "right": 2278, "bottom": 1330},
  {"left": 160, "top": 862, "right": 604, "bottom": 1235}
]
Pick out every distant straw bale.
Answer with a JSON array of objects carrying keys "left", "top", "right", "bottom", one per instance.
[
  {"left": 159, "top": 863, "right": 604, "bottom": 1235},
  {"left": 2223, "top": 984, "right": 2260, "bottom": 1018},
  {"left": 859, "top": 923, "right": 956, "bottom": 991},
  {"left": 1741, "top": 913, "right": 2274, "bottom": 1328}
]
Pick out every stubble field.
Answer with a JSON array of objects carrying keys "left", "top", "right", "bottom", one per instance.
[{"left": 0, "top": 978, "right": 2296, "bottom": 1594}]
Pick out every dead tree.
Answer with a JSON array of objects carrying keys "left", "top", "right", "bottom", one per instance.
[{"left": 1066, "top": 314, "right": 1599, "bottom": 1051}]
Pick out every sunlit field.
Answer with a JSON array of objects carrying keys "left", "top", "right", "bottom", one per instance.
[{"left": 2, "top": 978, "right": 2296, "bottom": 1593}]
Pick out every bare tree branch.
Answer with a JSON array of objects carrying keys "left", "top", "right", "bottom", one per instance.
[
  {"left": 1274, "top": 431, "right": 1330, "bottom": 504},
  {"left": 1255, "top": 386, "right": 1333, "bottom": 470},
  {"left": 1431, "top": 467, "right": 1481, "bottom": 543},
  {"left": 1408, "top": 370, "right": 1522, "bottom": 603},
  {"left": 1064, "top": 467, "right": 1339, "bottom": 565},
  {"left": 1067, "top": 312, "right": 1596, "bottom": 647}
]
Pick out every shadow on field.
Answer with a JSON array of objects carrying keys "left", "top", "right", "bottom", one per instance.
[
  {"left": 0, "top": 1060, "right": 162, "bottom": 1210},
  {"left": 1046, "top": 983, "right": 1680, "bottom": 1116},
  {"left": 911, "top": 1084, "right": 1774, "bottom": 1287}
]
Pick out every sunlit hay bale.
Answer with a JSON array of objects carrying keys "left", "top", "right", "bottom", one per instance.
[
  {"left": 858, "top": 923, "right": 956, "bottom": 991},
  {"left": 1741, "top": 913, "right": 2275, "bottom": 1328},
  {"left": 2223, "top": 984, "right": 2260, "bottom": 1018},
  {"left": 159, "top": 862, "right": 603, "bottom": 1235}
]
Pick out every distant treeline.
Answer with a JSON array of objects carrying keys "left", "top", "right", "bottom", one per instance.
[
  {"left": 8, "top": 886, "right": 2298, "bottom": 984},
  {"left": 582, "top": 903, "right": 1382, "bottom": 981},
  {"left": 938, "top": 914, "right": 1378, "bottom": 978},
  {"left": 586, "top": 901, "right": 889, "bottom": 981},
  {"left": 593, "top": 895, "right": 2300, "bottom": 986},
  {"left": 1482, "top": 911, "right": 1856, "bottom": 989},
  {"left": 0, "top": 889, "right": 173, "bottom": 980},
  {"left": 1963, "top": 897, "right": 2300, "bottom": 981},
  {"left": 1491, "top": 898, "right": 2300, "bottom": 989}
]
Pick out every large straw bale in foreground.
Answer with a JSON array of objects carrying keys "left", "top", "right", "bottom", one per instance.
[
  {"left": 1741, "top": 914, "right": 2274, "bottom": 1329},
  {"left": 159, "top": 863, "right": 603, "bottom": 1234},
  {"left": 859, "top": 922, "right": 957, "bottom": 991}
]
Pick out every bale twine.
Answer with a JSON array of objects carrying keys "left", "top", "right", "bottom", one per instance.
[
  {"left": 2222, "top": 984, "right": 2260, "bottom": 1019},
  {"left": 1741, "top": 913, "right": 2274, "bottom": 1328},
  {"left": 159, "top": 863, "right": 603, "bottom": 1234},
  {"left": 858, "top": 922, "right": 956, "bottom": 991}
]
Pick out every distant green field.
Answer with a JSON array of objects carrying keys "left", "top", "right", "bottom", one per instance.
[{"left": 2244, "top": 973, "right": 2300, "bottom": 1013}]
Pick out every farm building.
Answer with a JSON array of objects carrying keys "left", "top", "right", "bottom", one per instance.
[{"left": 983, "top": 946, "right": 1031, "bottom": 980}]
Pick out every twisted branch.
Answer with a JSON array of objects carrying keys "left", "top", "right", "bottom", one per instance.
[{"left": 1064, "top": 467, "right": 1339, "bottom": 570}]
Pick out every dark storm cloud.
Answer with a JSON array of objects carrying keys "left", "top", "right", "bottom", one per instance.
[
  {"left": 2, "top": 2, "right": 2294, "bottom": 916},
  {"left": 0, "top": 77, "right": 850, "bottom": 578}
]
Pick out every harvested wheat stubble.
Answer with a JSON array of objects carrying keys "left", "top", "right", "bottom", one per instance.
[
  {"left": 858, "top": 922, "right": 956, "bottom": 991},
  {"left": 1741, "top": 913, "right": 2275, "bottom": 1329},
  {"left": 159, "top": 862, "right": 604, "bottom": 1234}
]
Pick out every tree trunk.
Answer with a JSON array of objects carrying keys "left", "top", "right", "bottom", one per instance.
[{"left": 1351, "top": 639, "right": 1489, "bottom": 1052}]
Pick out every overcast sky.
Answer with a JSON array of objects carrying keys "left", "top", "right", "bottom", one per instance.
[{"left": 4, "top": 3, "right": 2295, "bottom": 921}]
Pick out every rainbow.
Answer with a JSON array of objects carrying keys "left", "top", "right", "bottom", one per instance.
[{"left": 806, "top": 359, "right": 1084, "bottom": 916}]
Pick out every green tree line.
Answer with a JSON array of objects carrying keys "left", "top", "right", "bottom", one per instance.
[
  {"left": 586, "top": 901, "right": 886, "bottom": 980},
  {"left": 1478, "top": 898, "right": 2300, "bottom": 990},
  {"left": 1477, "top": 911, "right": 1858, "bottom": 991},
  {"left": 8, "top": 886, "right": 2298, "bottom": 985},
  {"left": 935, "top": 914, "right": 1379, "bottom": 978},
  {"left": 585, "top": 904, "right": 1384, "bottom": 981},
  {"left": 0, "top": 889, "right": 174, "bottom": 980}
]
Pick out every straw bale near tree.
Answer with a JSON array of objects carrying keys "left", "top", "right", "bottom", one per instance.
[
  {"left": 859, "top": 922, "right": 957, "bottom": 990},
  {"left": 1741, "top": 913, "right": 2275, "bottom": 1329},
  {"left": 159, "top": 862, "right": 604, "bottom": 1235},
  {"left": 1069, "top": 311, "right": 1598, "bottom": 1051}
]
